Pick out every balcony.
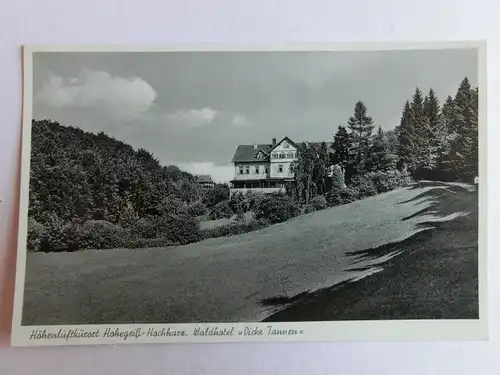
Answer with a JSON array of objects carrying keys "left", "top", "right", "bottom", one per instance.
[{"left": 229, "top": 187, "right": 285, "bottom": 196}]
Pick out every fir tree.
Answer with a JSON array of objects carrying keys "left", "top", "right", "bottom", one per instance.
[
  {"left": 408, "top": 87, "right": 434, "bottom": 177},
  {"left": 419, "top": 88, "right": 442, "bottom": 177},
  {"left": 434, "top": 95, "right": 455, "bottom": 180},
  {"left": 396, "top": 100, "right": 412, "bottom": 170},
  {"left": 367, "top": 127, "right": 396, "bottom": 172},
  {"left": 448, "top": 77, "right": 479, "bottom": 180},
  {"left": 451, "top": 77, "right": 473, "bottom": 133},
  {"left": 347, "top": 101, "right": 375, "bottom": 172},
  {"left": 441, "top": 95, "right": 455, "bottom": 129},
  {"left": 331, "top": 125, "right": 351, "bottom": 173},
  {"left": 424, "top": 88, "right": 441, "bottom": 131}
]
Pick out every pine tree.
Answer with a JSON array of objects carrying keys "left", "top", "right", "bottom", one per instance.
[
  {"left": 313, "top": 142, "right": 330, "bottom": 195},
  {"left": 451, "top": 77, "right": 473, "bottom": 134},
  {"left": 347, "top": 101, "right": 375, "bottom": 172},
  {"left": 441, "top": 95, "right": 455, "bottom": 129},
  {"left": 448, "top": 77, "right": 479, "bottom": 181},
  {"left": 398, "top": 88, "right": 425, "bottom": 175},
  {"left": 408, "top": 87, "right": 435, "bottom": 177},
  {"left": 419, "top": 88, "right": 442, "bottom": 177},
  {"left": 434, "top": 95, "right": 455, "bottom": 180},
  {"left": 396, "top": 100, "right": 412, "bottom": 170},
  {"left": 367, "top": 127, "right": 396, "bottom": 172},
  {"left": 331, "top": 125, "right": 351, "bottom": 173},
  {"left": 424, "top": 88, "right": 441, "bottom": 131}
]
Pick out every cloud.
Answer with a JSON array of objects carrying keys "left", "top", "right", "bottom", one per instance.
[
  {"left": 166, "top": 108, "right": 251, "bottom": 129},
  {"left": 176, "top": 162, "right": 234, "bottom": 183},
  {"left": 232, "top": 114, "right": 250, "bottom": 127},
  {"left": 35, "top": 70, "right": 157, "bottom": 120},
  {"left": 166, "top": 107, "right": 219, "bottom": 127}
]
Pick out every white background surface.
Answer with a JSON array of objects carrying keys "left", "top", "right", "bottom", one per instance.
[{"left": 1, "top": 0, "right": 499, "bottom": 373}]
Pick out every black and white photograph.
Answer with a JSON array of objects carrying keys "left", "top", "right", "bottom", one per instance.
[{"left": 12, "top": 43, "right": 487, "bottom": 346}]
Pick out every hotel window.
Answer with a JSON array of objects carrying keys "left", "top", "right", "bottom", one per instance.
[
  {"left": 279, "top": 153, "right": 285, "bottom": 159},
  {"left": 286, "top": 152, "right": 293, "bottom": 159},
  {"left": 245, "top": 166, "right": 250, "bottom": 174},
  {"left": 278, "top": 165, "right": 283, "bottom": 173},
  {"left": 254, "top": 166, "right": 260, "bottom": 174},
  {"left": 239, "top": 166, "right": 244, "bottom": 174},
  {"left": 264, "top": 166, "right": 269, "bottom": 174}
]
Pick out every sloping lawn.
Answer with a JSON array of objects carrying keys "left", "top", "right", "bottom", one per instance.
[
  {"left": 22, "top": 183, "right": 477, "bottom": 325},
  {"left": 265, "top": 182, "right": 478, "bottom": 321}
]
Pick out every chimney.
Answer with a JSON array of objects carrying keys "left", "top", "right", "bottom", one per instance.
[
  {"left": 253, "top": 143, "right": 258, "bottom": 150},
  {"left": 272, "top": 138, "right": 277, "bottom": 146}
]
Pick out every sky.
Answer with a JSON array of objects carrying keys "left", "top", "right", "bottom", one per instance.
[{"left": 32, "top": 48, "right": 478, "bottom": 182}]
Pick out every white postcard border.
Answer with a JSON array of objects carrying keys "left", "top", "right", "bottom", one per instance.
[{"left": 11, "top": 41, "right": 489, "bottom": 347}]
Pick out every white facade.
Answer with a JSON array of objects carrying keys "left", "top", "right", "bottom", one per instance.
[
  {"left": 233, "top": 163, "right": 270, "bottom": 181},
  {"left": 230, "top": 137, "right": 298, "bottom": 196},
  {"left": 269, "top": 139, "right": 297, "bottom": 179}
]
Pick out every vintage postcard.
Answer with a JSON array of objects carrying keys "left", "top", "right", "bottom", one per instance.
[{"left": 11, "top": 42, "right": 488, "bottom": 346}]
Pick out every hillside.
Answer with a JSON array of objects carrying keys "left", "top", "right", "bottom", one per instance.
[
  {"left": 29, "top": 119, "right": 198, "bottom": 225},
  {"left": 22, "top": 181, "right": 478, "bottom": 325}
]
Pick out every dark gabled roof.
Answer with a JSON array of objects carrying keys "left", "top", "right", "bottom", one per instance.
[
  {"left": 197, "top": 175, "right": 213, "bottom": 183},
  {"left": 232, "top": 138, "right": 334, "bottom": 163},
  {"left": 232, "top": 144, "right": 274, "bottom": 163}
]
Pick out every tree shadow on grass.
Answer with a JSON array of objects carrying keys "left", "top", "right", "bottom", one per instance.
[{"left": 259, "top": 182, "right": 478, "bottom": 318}]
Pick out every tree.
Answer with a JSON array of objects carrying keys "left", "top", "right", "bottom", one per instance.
[
  {"left": 448, "top": 78, "right": 478, "bottom": 180},
  {"left": 416, "top": 88, "right": 442, "bottom": 178},
  {"left": 400, "top": 87, "right": 435, "bottom": 178},
  {"left": 441, "top": 95, "right": 455, "bottom": 129},
  {"left": 424, "top": 88, "right": 441, "bottom": 131},
  {"left": 385, "top": 130, "right": 398, "bottom": 154},
  {"left": 347, "top": 101, "right": 375, "bottom": 172},
  {"left": 396, "top": 100, "right": 412, "bottom": 170},
  {"left": 366, "top": 127, "right": 396, "bottom": 172},
  {"left": 313, "top": 142, "right": 330, "bottom": 195},
  {"left": 205, "top": 183, "right": 230, "bottom": 208},
  {"left": 28, "top": 119, "right": 211, "bottom": 251},
  {"left": 331, "top": 125, "right": 351, "bottom": 173},
  {"left": 289, "top": 143, "right": 317, "bottom": 204},
  {"left": 432, "top": 95, "right": 455, "bottom": 180}
]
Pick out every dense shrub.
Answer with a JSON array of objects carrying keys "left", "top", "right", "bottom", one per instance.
[
  {"left": 27, "top": 218, "right": 46, "bottom": 252},
  {"left": 348, "top": 175, "right": 377, "bottom": 199},
  {"left": 200, "top": 219, "right": 268, "bottom": 240},
  {"left": 158, "top": 197, "right": 188, "bottom": 216},
  {"left": 228, "top": 191, "right": 245, "bottom": 212},
  {"left": 77, "top": 220, "right": 126, "bottom": 250},
  {"left": 37, "top": 212, "right": 71, "bottom": 252},
  {"left": 117, "top": 205, "right": 138, "bottom": 229},
  {"left": 325, "top": 187, "right": 358, "bottom": 207},
  {"left": 205, "top": 183, "right": 230, "bottom": 208},
  {"left": 255, "top": 193, "right": 300, "bottom": 224},
  {"left": 130, "top": 216, "right": 158, "bottom": 239},
  {"left": 303, "top": 204, "right": 316, "bottom": 214},
  {"left": 155, "top": 213, "right": 201, "bottom": 245},
  {"left": 364, "top": 170, "right": 413, "bottom": 193},
  {"left": 208, "top": 201, "right": 233, "bottom": 220},
  {"left": 309, "top": 195, "right": 327, "bottom": 210},
  {"left": 243, "top": 191, "right": 266, "bottom": 212},
  {"left": 330, "top": 165, "right": 346, "bottom": 189},
  {"left": 304, "top": 195, "right": 328, "bottom": 214},
  {"left": 187, "top": 201, "right": 207, "bottom": 217}
]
